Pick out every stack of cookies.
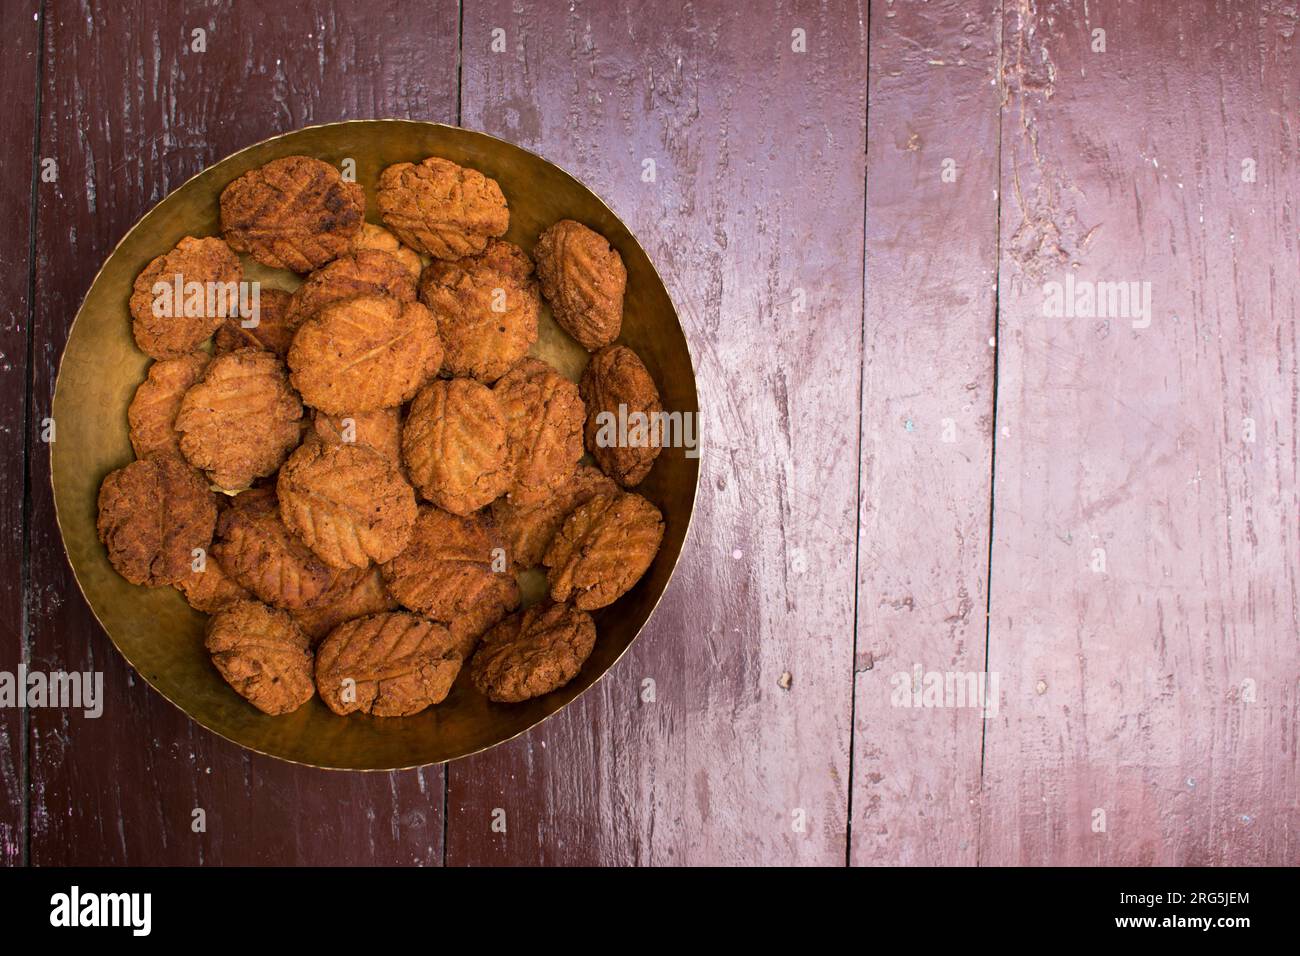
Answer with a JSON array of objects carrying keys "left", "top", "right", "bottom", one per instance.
[{"left": 96, "top": 153, "right": 668, "bottom": 719}]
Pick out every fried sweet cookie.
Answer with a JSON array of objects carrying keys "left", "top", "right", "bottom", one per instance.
[
  {"left": 315, "top": 612, "right": 465, "bottom": 717},
  {"left": 417, "top": 239, "right": 540, "bottom": 383},
  {"left": 491, "top": 464, "right": 617, "bottom": 569},
  {"left": 289, "top": 566, "right": 397, "bottom": 646},
  {"left": 492, "top": 357, "right": 585, "bottom": 506},
  {"left": 212, "top": 489, "right": 341, "bottom": 610},
  {"left": 219, "top": 155, "right": 365, "bottom": 272},
  {"left": 579, "top": 344, "right": 664, "bottom": 487},
  {"left": 175, "top": 551, "right": 252, "bottom": 614},
  {"left": 350, "top": 222, "right": 423, "bottom": 278},
  {"left": 376, "top": 156, "right": 508, "bottom": 260},
  {"left": 312, "top": 407, "right": 403, "bottom": 466},
  {"left": 205, "top": 601, "right": 315, "bottom": 715},
  {"left": 277, "top": 440, "right": 417, "bottom": 569},
  {"left": 288, "top": 294, "right": 443, "bottom": 414},
  {"left": 96, "top": 457, "right": 217, "bottom": 588},
  {"left": 402, "top": 379, "right": 511, "bottom": 515},
  {"left": 544, "top": 491, "right": 665, "bottom": 610},
  {"left": 175, "top": 348, "right": 303, "bottom": 489},
  {"left": 213, "top": 287, "right": 295, "bottom": 357},
  {"left": 469, "top": 602, "right": 597, "bottom": 703},
  {"left": 381, "top": 507, "right": 519, "bottom": 627},
  {"left": 448, "top": 609, "right": 497, "bottom": 660},
  {"left": 127, "top": 351, "right": 210, "bottom": 460},
  {"left": 534, "top": 220, "right": 627, "bottom": 351},
  {"left": 285, "top": 249, "right": 418, "bottom": 328},
  {"left": 129, "top": 236, "right": 243, "bottom": 359}
]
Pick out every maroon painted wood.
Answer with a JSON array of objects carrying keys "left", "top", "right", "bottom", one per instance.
[
  {"left": 851, "top": 0, "right": 1000, "bottom": 866},
  {"left": 447, "top": 0, "right": 867, "bottom": 865},
  {"left": 25, "top": 0, "right": 459, "bottom": 865},
  {"left": 1, "top": 0, "right": 1294, "bottom": 867},
  {"left": 0, "top": 0, "right": 40, "bottom": 867},
  {"left": 981, "top": 0, "right": 1299, "bottom": 865}
]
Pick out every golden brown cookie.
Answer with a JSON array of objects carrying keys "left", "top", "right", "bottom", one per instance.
[
  {"left": 288, "top": 294, "right": 443, "bottom": 414},
  {"left": 579, "top": 344, "right": 664, "bottom": 487},
  {"left": 289, "top": 566, "right": 398, "bottom": 646},
  {"left": 130, "top": 236, "right": 243, "bottom": 359},
  {"left": 212, "top": 488, "right": 341, "bottom": 610},
  {"left": 402, "top": 379, "right": 511, "bottom": 515},
  {"left": 96, "top": 457, "right": 218, "bottom": 588},
  {"left": 219, "top": 155, "right": 365, "bottom": 272},
  {"left": 350, "top": 222, "right": 423, "bottom": 278},
  {"left": 277, "top": 440, "right": 417, "bottom": 569},
  {"left": 312, "top": 408, "right": 403, "bottom": 466},
  {"left": 174, "top": 348, "right": 303, "bottom": 490},
  {"left": 543, "top": 491, "right": 665, "bottom": 610},
  {"left": 381, "top": 507, "right": 519, "bottom": 628},
  {"left": 449, "top": 610, "right": 497, "bottom": 660},
  {"left": 534, "top": 220, "right": 626, "bottom": 351},
  {"left": 376, "top": 156, "right": 508, "bottom": 260},
  {"left": 205, "top": 600, "right": 315, "bottom": 715},
  {"left": 175, "top": 550, "right": 253, "bottom": 614},
  {"left": 212, "top": 287, "right": 296, "bottom": 357},
  {"left": 127, "top": 351, "right": 211, "bottom": 460},
  {"left": 315, "top": 611, "right": 465, "bottom": 716},
  {"left": 416, "top": 239, "right": 539, "bottom": 383},
  {"left": 285, "top": 249, "right": 418, "bottom": 328},
  {"left": 492, "top": 357, "right": 585, "bottom": 505},
  {"left": 469, "top": 602, "right": 597, "bottom": 703},
  {"left": 491, "top": 464, "right": 618, "bottom": 568}
]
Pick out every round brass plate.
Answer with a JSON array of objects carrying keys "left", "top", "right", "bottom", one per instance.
[{"left": 51, "top": 120, "right": 699, "bottom": 770}]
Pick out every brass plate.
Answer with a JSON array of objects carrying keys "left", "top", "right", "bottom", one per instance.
[{"left": 51, "top": 120, "right": 699, "bottom": 770}]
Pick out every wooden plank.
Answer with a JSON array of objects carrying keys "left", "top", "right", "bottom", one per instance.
[
  {"left": 27, "top": 0, "right": 459, "bottom": 865},
  {"left": 850, "top": 0, "right": 1000, "bottom": 866},
  {"left": 982, "top": 0, "right": 1299, "bottom": 865},
  {"left": 448, "top": 0, "right": 867, "bottom": 865},
  {"left": 0, "top": 0, "right": 40, "bottom": 867}
]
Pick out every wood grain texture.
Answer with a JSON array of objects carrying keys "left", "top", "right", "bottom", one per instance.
[
  {"left": 0, "top": 0, "right": 40, "bottom": 867},
  {"left": 447, "top": 0, "right": 867, "bottom": 865},
  {"left": 981, "top": 0, "right": 1299, "bottom": 865},
  {"left": 851, "top": 0, "right": 1000, "bottom": 866},
  {"left": 26, "top": 0, "right": 458, "bottom": 865}
]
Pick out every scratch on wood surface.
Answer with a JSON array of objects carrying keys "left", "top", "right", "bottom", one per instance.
[{"left": 1001, "top": 0, "right": 1095, "bottom": 282}]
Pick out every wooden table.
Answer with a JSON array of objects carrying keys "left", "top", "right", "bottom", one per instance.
[{"left": 1, "top": 0, "right": 1294, "bottom": 866}]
